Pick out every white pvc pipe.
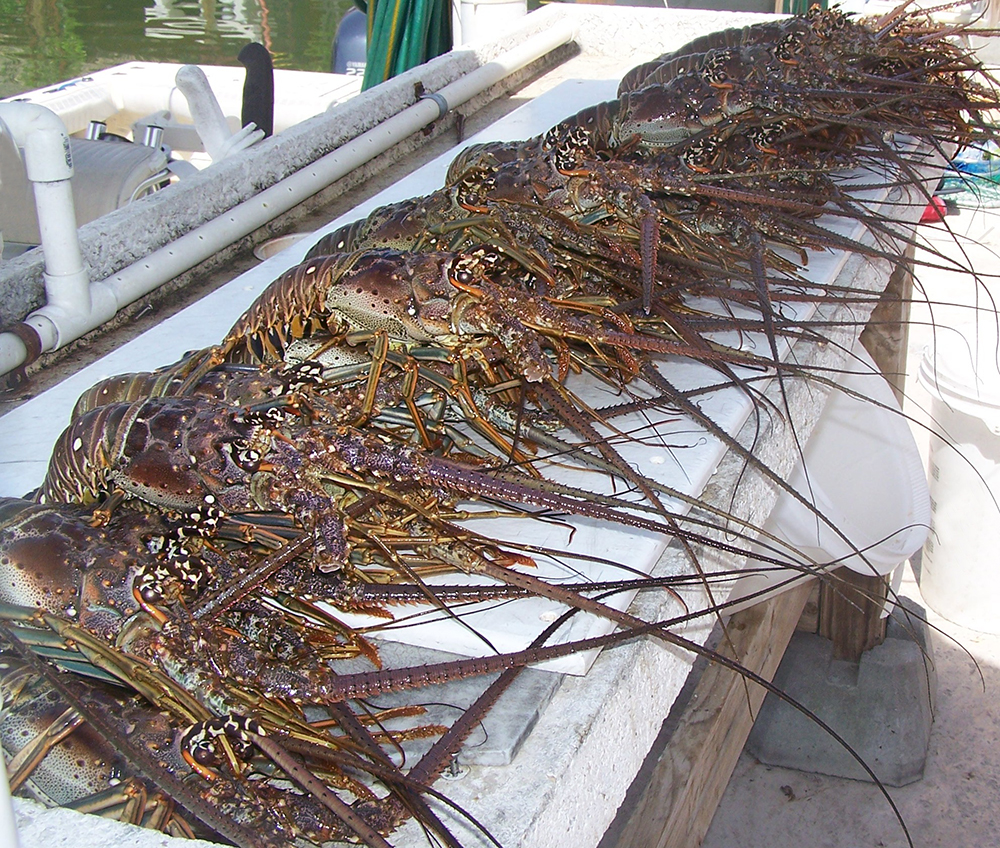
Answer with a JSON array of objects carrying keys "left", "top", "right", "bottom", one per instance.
[
  {"left": 0, "top": 104, "right": 116, "bottom": 364},
  {"left": 0, "top": 21, "right": 576, "bottom": 378},
  {"left": 31, "top": 178, "right": 84, "bottom": 280}
]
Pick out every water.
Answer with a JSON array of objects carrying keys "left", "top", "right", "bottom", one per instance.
[{"left": 0, "top": 0, "right": 356, "bottom": 100}]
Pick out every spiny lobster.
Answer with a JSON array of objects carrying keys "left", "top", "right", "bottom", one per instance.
[
  {"left": 6, "top": 5, "right": 994, "bottom": 846},
  {"left": 0, "top": 465, "right": 814, "bottom": 848}
]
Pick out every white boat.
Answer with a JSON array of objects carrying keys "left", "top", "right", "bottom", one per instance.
[
  {"left": 0, "top": 61, "right": 363, "bottom": 257},
  {"left": 2, "top": 61, "right": 362, "bottom": 148}
]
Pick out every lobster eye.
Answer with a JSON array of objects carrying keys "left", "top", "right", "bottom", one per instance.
[
  {"left": 239, "top": 447, "right": 261, "bottom": 468},
  {"left": 137, "top": 574, "right": 162, "bottom": 604},
  {"left": 225, "top": 438, "right": 261, "bottom": 472}
]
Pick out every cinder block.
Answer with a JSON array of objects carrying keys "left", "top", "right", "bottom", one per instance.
[{"left": 746, "top": 599, "right": 936, "bottom": 787}]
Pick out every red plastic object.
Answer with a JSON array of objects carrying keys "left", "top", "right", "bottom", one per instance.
[{"left": 919, "top": 196, "right": 947, "bottom": 223}]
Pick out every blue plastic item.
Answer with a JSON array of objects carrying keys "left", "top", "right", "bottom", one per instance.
[{"left": 951, "top": 141, "right": 1000, "bottom": 180}]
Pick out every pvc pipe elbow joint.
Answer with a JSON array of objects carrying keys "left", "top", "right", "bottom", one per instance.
[
  {"left": 30, "top": 278, "right": 119, "bottom": 350},
  {"left": 24, "top": 126, "right": 74, "bottom": 183},
  {"left": 0, "top": 102, "right": 75, "bottom": 181}
]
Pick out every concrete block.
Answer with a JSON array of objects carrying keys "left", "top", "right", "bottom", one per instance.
[{"left": 745, "top": 599, "right": 936, "bottom": 787}]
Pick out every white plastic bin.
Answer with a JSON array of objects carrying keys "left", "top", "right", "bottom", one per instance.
[
  {"left": 730, "top": 344, "right": 930, "bottom": 610},
  {"left": 457, "top": 0, "right": 528, "bottom": 46},
  {"left": 918, "top": 324, "right": 1000, "bottom": 633}
]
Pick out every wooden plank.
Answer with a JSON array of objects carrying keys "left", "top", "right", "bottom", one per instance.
[
  {"left": 859, "top": 244, "right": 914, "bottom": 404},
  {"left": 610, "top": 579, "right": 814, "bottom": 848}
]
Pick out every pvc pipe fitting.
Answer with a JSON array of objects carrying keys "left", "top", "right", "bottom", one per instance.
[{"left": 0, "top": 102, "right": 94, "bottom": 357}]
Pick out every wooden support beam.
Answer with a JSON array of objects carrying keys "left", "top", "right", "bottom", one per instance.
[
  {"left": 610, "top": 580, "right": 814, "bottom": 848},
  {"left": 818, "top": 567, "right": 890, "bottom": 662}
]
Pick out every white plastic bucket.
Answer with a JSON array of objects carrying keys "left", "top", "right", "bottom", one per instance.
[
  {"left": 730, "top": 344, "right": 930, "bottom": 610},
  {"left": 918, "top": 324, "right": 1000, "bottom": 633},
  {"left": 457, "top": 0, "right": 527, "bottom": 46}
]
